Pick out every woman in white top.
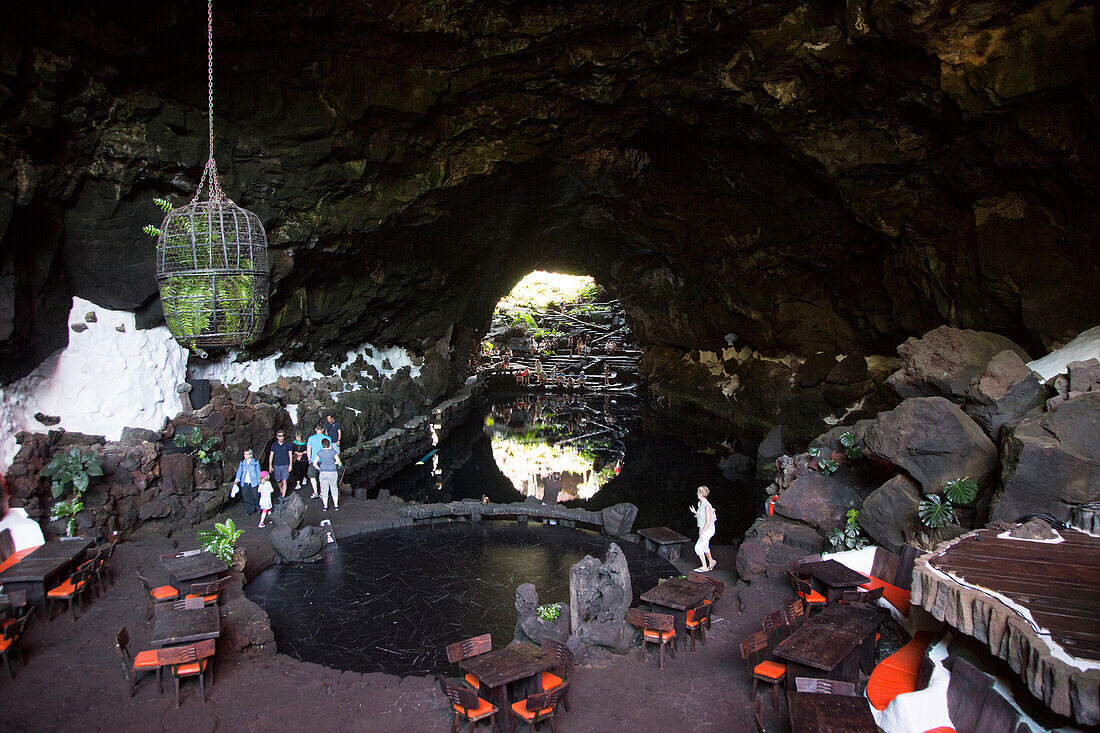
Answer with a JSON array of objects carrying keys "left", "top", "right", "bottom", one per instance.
[{"left": 689, "top": 485, "right": 717, "bottom": 572}]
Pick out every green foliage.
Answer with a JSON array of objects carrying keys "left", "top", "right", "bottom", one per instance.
[
  {"left": 839, "top": 431, "right": 864, "bottom": 460},
  {"left": 173, "top": 427, "right": 223, "bottom": 465},
  {"left": 828, "top": 509, "right": 869, "bottom": 552},
  {"left": 574, "top": 282, "right": 600, "bottom": 302},
  {"left": 918, "top": 495, "right": 957, "bottom": 528},
  {"left": 817, "top": 457, "right": 839, "bottom": 476},
  {"left": 50, "top": 498, "right": 85, "bottom": 537},
  {"left": 807, "top": 446, "right": 823, "bottom": 459},
  {"left": 41, "top": 448, "right": 103, "bottom": 499},
  {"left": 536, "top": 603, "right": 562, "bottom": 622},
  {"left": 510, "top": 311, "right": 538, "bottom": 330},
  {"left": 943, "top": 476, "right": 978, "bottom": 505},
  {"left": 197, "top": 518, "right": 243, "bottom": 566}
]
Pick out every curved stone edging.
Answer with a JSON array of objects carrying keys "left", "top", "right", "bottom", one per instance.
[
  {"left": 911, "top": 535, "right": 1100, "bottom": 725},
  {"left": 398, "top": 500, "right": 606, "bottom": 530}
]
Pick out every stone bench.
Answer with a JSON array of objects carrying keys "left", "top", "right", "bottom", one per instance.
[
  {"left": 397, "top": 500, "right": 638, "bottom": 538},
  {"left": 637, "top": 526, "right": 692, "bottom": 561}
]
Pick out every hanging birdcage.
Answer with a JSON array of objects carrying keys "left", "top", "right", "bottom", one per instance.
[{"left": 153, "top": 0, "right": 269, "bottom": 351}]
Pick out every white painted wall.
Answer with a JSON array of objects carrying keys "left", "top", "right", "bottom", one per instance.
[
  {"left": 1028, "top": 325, "right": 1100, "bottom": 381},
  {"left": 0, "top": 297, "right": 189, "bottom": 469}
]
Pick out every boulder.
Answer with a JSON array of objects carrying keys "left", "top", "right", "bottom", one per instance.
[
  {"left": 718, "top": 453, "right": 755, "bottom": 485},
  {"left": 864, "top": 397, "right": 998, "bottom": 494},
  {"left": 756, "top": 425, "right": 786, "bottom": 484},
  {"left": 270, "top": 524, "right": 325, "bottom": 562},
  {"left": 772, "top": 472, "right": 861, "bottom": 533},
  {"left": 858, "top": 475, "right": 922, "bottom": 553},
  {"left": 991, "top": 393, "right": 1100, "bottom": 524},
  {"left": 887, "top": 326, "right": 1030, "bottom": 401},
  {"left": 513, "top": 583, "right": 570, "bottom": 645},
  {"left": 734, "top": 539, "right": 767, "bottom": 580},
  {"left": 158, "top": 452, "right": 194, "bottom": 495},
  {"left": 600, "top": 503, "right": 638, "bottom": 537},
  {"left": 1067, "top": 358, "right": 1100, "bottom": 394},
  {"left": 963, "top": 350, "right": 1045, "bottom": 441},
  {"left": 267, "top": 492, "right": 307, "bottom": 529},
  {"left": 739, "top": 516, "right": 824, "bottom": 580}
]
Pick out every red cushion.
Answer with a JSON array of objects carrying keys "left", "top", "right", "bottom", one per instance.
[
  {"left": 133, "top": 650, "right": 160, "bottom": 669},
  {"left": 860, "top": 576, "right": 911, "bottom": 617},
  {"left": 184, "top": 593, "right": 218, "bottom": 604},
  {"left": 643, "top": 628, "right": 675, "bottom": 641},
  {"left": 47, "top": 578, "right": 84, "bottom": 598},
  {"left": 798, "top": 588, "right": 827, "bottom": 605},
  {"left": 454, "top": 696, "right": 496, "bottom": 720},
  {"left": 0, "top": 637, "right": 11, "bottom": 652},
  {"left": 173, "top": 659, "right": 206, "bottom": 676},
  {"left": 753, "top": 660, "right": 787, "bottom": 680},
  {"left": 510, "top": 700, "right": 554, "bottom": 721},
  {"left": 464, "top": 672, "right": 480, "bottom": 689},
  {"left": 150, "top": 585, "right": 179, "bottom": 601},
  {"left": 867, "top": 632, "right": 937, "bottom": 710},
  {"left": 541, "top": 671, "right": 564, "bottom": 690},
  {"left": 922, "top": 728, "right": 957, "bottom": 733}
]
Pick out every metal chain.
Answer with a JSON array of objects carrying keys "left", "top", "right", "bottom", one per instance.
[{"left": 195, "top": 0, "right": 227, "bottom": 203}]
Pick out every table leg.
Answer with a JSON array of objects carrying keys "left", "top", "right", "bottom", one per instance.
[{"left": 488, "top": 683, "right": 515, "bottom": 733}]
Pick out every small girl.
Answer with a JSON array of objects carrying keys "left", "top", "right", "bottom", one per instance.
[{"left": 257, "top": 470, "right": 275, "bottom": 528}]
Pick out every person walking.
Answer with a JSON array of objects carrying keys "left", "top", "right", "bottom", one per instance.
[
  {"left": 257, "top": 471, "right": 275, "bottom": 528},
  {"left": 306, "top": 424, "right": 332, "bottom": 498},
  {"left": 313, "top": 437, "right": 342, "bottom": 511},
  {"left": 289, "top": 431, "right": 308, "bottom": 491},
  {"left": 689, "top": 485, "right": 717, "bottom": 572},
  {"left": 324, "top": 413, "right": 342, "bottom": 447},
  {"left": 268, "top": 430, "right": 293, "bottom": 502},
  {"left": 232, "top": 449, "right": 262, "bottom": 516}
]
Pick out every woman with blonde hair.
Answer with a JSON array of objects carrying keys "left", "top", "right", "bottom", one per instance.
[{"left": 689, "top": 485, "right": 717, "bottom": 572}]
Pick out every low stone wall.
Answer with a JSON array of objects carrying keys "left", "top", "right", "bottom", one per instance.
[{"left": 399, "top": 499, "right": 606, "bottom": 531}]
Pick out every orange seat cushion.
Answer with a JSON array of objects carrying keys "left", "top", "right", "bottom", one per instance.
[
  {"left": 753, "top": 660, "right": 787, "bottom": 680},
  {"left": 541, "top": 671, "right": 564, "bottom": 690},
  {"left": 0, "top": 637, "right": 11, "bottom": 652},
  {"left": 455, "top": 696, "right": 496, "bottom": 720},
  {"left": 47, "top": 578, "right": 84, "bottom": 598},
  {"left": 860, "top": 576, "right": 911, "bottom": 617},
  {"left": 133, "top": 650, "right": 160, "bottom": 669},
  {"left": 798, "top": 588, "right": 827, "bottom": 605},
  {"left": 173, "top": 660, "right": 206, "bottom": 676},
  {"left": 150, "top": 585, "right": 179, "bottom": 601},
  {"left": 464, "top": 672, "right": 480, "bottom": 689},
  {"left": 0, "top": 546, "right": 41, "bottom": 572},
  {"left": 867, "top": 631, "right": 937, "bottom": 710},
  {"left": 922, "top": 728, "right": 956, "bottom": 733},
  {"left": 184, "top": 593, "right": 218, "bottom": 604},
  {"left": 510, "top": 700, "right": 554, "bottom": 721},
  {"left": 643, "top": 628, "right": 675, "bottom": 641}
]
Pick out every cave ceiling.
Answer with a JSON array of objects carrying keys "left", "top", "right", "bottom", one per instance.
[{"left": 0, "top": 0, "right": 1097, "bottom": 381}]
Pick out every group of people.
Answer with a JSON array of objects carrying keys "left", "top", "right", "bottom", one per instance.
[
  {"left": 512, "top": 360, "right": 588, "bottom": 389},
  {"left": 231, "top": 414, "right": 346, "bottom": 527}
]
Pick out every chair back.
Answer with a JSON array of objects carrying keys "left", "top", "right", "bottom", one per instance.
[
  {"left": 158, "top": 639, "right": 216, "bottom": 666},
  {"left": 641, "top": 612, "right": 674, "bottom": 632},
  {"left": 761, "top": 609, "right": 789, "bottom": 644},
  {"left": 2, "top": 610, "right": 32, "bottom": 641},
  {"left": 786, "top": 559, "right": 807, "bottom": 579},
  {"left": 0, "top": 528, "right": 14, "bottom": 560},
  {"left": 445, "top": 633, "right": 491, "bottom": 664},
  {"left": 686, "top": 603, "right": 712, "bottom": 627},
  {"left": 795, "top": 677, "right": 857, "bottom": 695},
  {"left": 188, "top": 576, "right": 229, "bottom": 602},
  {"left": 523, "top": 682, "right": 569, "bottom": 718},
  {"left": 540, "top": 637, "right": 573, "bottom": 675},
  {"left": 116, "top": 627, "right": 133, "bottom": 671},
  {"left": 439, "top": 679, "right": 481, "bottom": 714},
  {"left": 687, "top": 572, "right": 725, "bottom": 600},
  {"left": 740, "top": 629, "right": 770, "bottom": 667},
  {"left": 782, "top": 598, "right": 805, "bottom": 628},
  {"left": 136, "top": 571, "right": 153, "bottom": 593},
  {"left": 789, "top": 575, "right": 814, "bottom": 599},
  {"left": 6, "top": 589, "right": 28, "bottom": 614},
  {"left": 625, "top": 608, "right": 644, "bottom": 629}
]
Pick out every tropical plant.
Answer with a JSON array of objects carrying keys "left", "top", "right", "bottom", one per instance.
[
  {"left": 41, "top": 447, "right": 103, "bottom": 499},
  {"left": 173, "top": 427, "right": 223, "bottom": 465},
  {"left": 817, "top": 457, "right": 839, "bottom": 476},
  {"left": 839, "top": 431, "right": 864, "bottom": 460},
  {"left": 943, "top": 476, "right": 978, "bottom": 505},
  {"left": 49, "top": 498, "right": 84, "bottom": 537},
  {"left": 918, "top": 494, "right": 957, "bottom": 529},
  {"left": 828, "top": 509, "right": 869, "bottom": 551},
  {"left": 536, "top": 603, "right": 562, "bottom": 622},
  {"left": 197, "top": 518, "right": 243, "bottom": 566}
]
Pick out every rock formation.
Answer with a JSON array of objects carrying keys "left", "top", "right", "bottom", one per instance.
[
  {"left": 513, "top": 583, "right": 570, "bottom": 646},
  {"left": 569, "top": 543, "right": 633, "bottom": 652}
]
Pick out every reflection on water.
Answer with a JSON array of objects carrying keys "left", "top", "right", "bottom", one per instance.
[{"left": 378, "top": 392, "right": 757, "bottom": 544}]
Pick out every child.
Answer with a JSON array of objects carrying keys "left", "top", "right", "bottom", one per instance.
[{"left": 257, "top": 471, "right": 276, "bottom": 528}]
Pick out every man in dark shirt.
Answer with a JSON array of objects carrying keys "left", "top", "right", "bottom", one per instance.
[
  {"left": 324, "top": 414, "right": 342, "bottom": 446},
  {"left": 268, "top": 430, "right": 294, "bottom": 501}
]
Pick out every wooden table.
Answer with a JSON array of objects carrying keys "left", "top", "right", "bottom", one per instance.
[
  {"left": 774, "top": 604, "right": 885, "bottom": 683},
  {"left": 160, "top": 551, "right": 228, "bottom": 593},
  {"left": 150, "top": 605, "right": 221, "bottom": 648},
  {"left": 0, "top": 537, "right": 93, "bottom": 603},
  {"left": 801, "top": 560, "right": 869, "bottom": 603},
  {"left": 640, "top": 577, "right": 713, "bottom": 637},
  {"left": 638, "top": 527, "right": 691, "bottom": 561},
  {"left": 788, "top": 691, "right": 878, "bottom": 732},
  {"left": 460, "top": 643, "right": 559, "bottom": 733}
]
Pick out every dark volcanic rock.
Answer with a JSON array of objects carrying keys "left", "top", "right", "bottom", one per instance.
[
  {"left": 267, "top": 492, "right": 307, "bottom": 530},
  {"left": 600, "top": 503, "right": 638, "bottom": 537},
  {"left": 963, "top": 350, "right": 1045, "bottom": 441},
  {"left": 858, "top": 475, "right": 922, "bottom": 554},
  {"left": 773, "top": 472, "right": 861, "bottom": 534},
  {"left": 1068, "top": 359, "right": 1100, "bottom": 394},
  {"left": 864, "top": 397, "right": 998, "bottom": 494},
  {"left": 887, "top": 327, "right": 1031, "bottom": 401},
  {"left": 992, "top": 393, "right": 1100, "bottom": 524},
  {"left": 270, "top": 524, "right": 325, "bottom": 562}
]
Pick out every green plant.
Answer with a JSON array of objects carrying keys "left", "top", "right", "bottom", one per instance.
[
  {"left": 173, "top": 427, "right": 223, "bottom": 465},
  {"left": 807, "top": 446, "right": 823, "bottom": 458},
  {"left": 828, "top": 509, "right": 869, "bottom": 552},
  {"left": 918, "top": 495, "right": 957, "bottom": 528},
  {"left": 839, "top": 431, "right": 864, "bottom": 460},
  {"left": 817, "top": 457, "right": 839, "bottom": 476},
  {"left": 197, "top": 518, "right": 243, "bottom": 566},
  {"left": 943, "top": 476, "right": 978, "bottom": 505},
  {"left": 41, "top": 448, "right": 103, "bottom": 499},
  {"left": 536, "top": 603, "right": 562, "bottom": 622},
  {"left": 49, "top": 498, "right": 85, "bottom": 537}
]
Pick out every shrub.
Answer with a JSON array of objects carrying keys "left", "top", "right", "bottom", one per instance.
[
  {"left": 197, "top": 518, "right": 243, "bottom": 566},
  {"left": 173, "top": 427, "right": 223, "bottom": 465},
  {"left": 828, "top": 509, "right": 869, "bottom": 552},
  {"left": 49, "top": 498, "right": 84, "bottom": 537},
  {"left": 943, "top": 476, "right": 978, "bottom": 505},
  {"left": 536, "top": 603, "right": 562, "bottom": 622},
  {"left": 918, "top": 495, "right": 957, "bottom": 528},
  {"left": 41, "top": 448, "right": 103, "bottom": 499},
  {"left": 839, "top": 431, "right": 864, "bottom": 460}
]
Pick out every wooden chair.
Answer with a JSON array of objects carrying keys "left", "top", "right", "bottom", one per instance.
[
  {"left": 116, "top": 626, "right": 163, "bottom": 696},
  {"left": 685, "top": 602, "right": 710, "bottom": 652},
  {"left": 91, "top": 544, "right": 116, "bottom": 592},
  {"left": 162, "top": 639, "right": 216, "bottom": 708},
  {"left": 688, "top": 572, "right": 724, "bottom": 628},
  {"left": 840, "top": 586, "right": 883, "bottom": 607},
  {"left": 753, "top": 696, "right": 766, "bottom": 732},
  {"left": 185, "top": 577, "right": 230, "bottom": 606},
  {"left": 445, "top": 633, "right": 492, "bottom": 691},
  {"left": 639, "top": 611, "right": 676, "bottom": 669},
  {"left": 1, "top": 590, "right": 30, "bottom": 635},
  {"left": 781, "top": 598, "right": 805, "bottom": 631},
  {"left": 761, "top": 609, "right": 789, "bottom": 647},
  {"left": 510, "top": 682, "right": 568, "bottom": 733},
  {"left": 47, "top": 560, "right": 95, "bottom": 621},
  {"left": 789, "top": 575, "right": 826, "bottom": 615},
  {"left": 137, "top": 571, "right": 179, "bottom": 619},
  {"left": 741, "top": 629, "right": 786, "bottom": 710},
  {"left": 439, "top": 678, "right": 499, "bottom": 732},
  {"left": 539, "top": 638, "right": 572, "bottom": 711},
  {"left": 795, "top": 676, "right": 857, "bottom": 695},
  {"left": 0, "top": 609, "right": 33, "bottom": 677}
]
